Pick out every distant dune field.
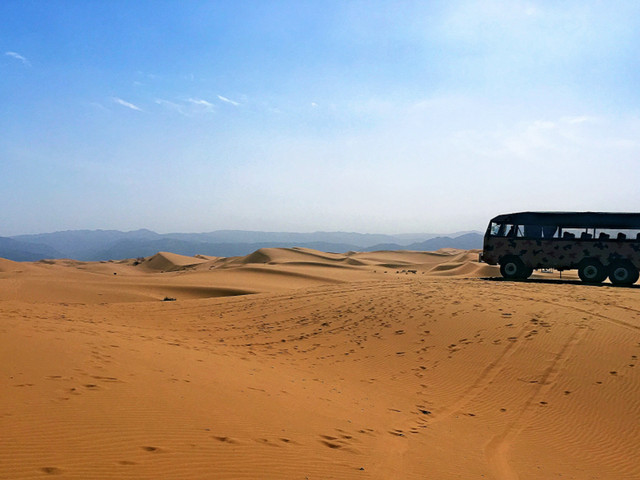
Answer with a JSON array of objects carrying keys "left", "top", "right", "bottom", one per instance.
[{"left": 0, "top": 248, "right": 638, "bottom": 479}]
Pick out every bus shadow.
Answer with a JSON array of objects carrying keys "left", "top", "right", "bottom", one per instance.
[{"left": 479, "top": 277, "right": 640, "bottom": 289}]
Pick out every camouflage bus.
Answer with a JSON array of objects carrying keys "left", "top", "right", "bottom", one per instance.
[{"left": 479, "top": 212, "right": 640, "bottom": 285}]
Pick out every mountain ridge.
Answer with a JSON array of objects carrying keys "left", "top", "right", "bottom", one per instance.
[{"left": 3, "top": 229, "right": 483, "bottom": 261}]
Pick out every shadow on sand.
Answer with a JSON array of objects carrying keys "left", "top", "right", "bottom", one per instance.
[{"left": 479, "top": 276, "right": 640, "bottom": 289}]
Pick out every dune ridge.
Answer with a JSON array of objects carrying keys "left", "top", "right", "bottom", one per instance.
[{"left": 0, "top": 247, "right": 495, "bottom": 304}]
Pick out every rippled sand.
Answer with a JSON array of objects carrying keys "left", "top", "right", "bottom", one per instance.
[{"left": 1, "top": 249, "right": 638, "bottom": 479}]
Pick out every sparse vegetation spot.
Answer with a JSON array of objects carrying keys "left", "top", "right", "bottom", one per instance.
[{"left": 163, "top": 297, "right": 176, "bottom": 302}]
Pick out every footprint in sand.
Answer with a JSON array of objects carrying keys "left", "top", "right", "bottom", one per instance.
[
  {"left": 212, "top": 436, "right": 239, "bottom": 444},
  {"left": 91, "top": 376, "right": 121, "bottom": 382},
  {"left": 319, "top": 438, "right": 342, "bottom": 449},
  {"left": 255, "top": 438, "right": 281, "bottom": 447},
  {"left": 40, "top": 467, "right": 63, "bottom": 475},
  {"left": 141, "top": 446, "right": 162, "bottom": 452}
]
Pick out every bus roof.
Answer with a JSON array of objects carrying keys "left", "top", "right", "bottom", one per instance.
[{"left": 490, "top": 211, "right": 640, "bottom": 229}]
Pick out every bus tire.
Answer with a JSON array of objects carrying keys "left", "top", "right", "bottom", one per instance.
[
  {"left": 578, "top": 259, "right": 607, "bottom": 284},
  {"left": 500, "top": 256, "right": 525, "bottom": 280},
  {"left": 609, "top": 262, "right": 639, "bottom": 286},
  {"left": 521, "top": 266, "right": 534, "bottom": 280}
]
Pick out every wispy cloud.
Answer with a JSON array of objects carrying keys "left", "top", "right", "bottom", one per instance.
[
  {"left": 5, "top": 51, "right": 31, "bottom": 66},
  {"left": 156, "top": 98, "right": 186, "bottom": 115},
  {"left": 88, "top": 102, "right": 109, "bottom": 112},
  {"left": 188, "top": 98, "right": 214, "bottom": 108},
  {"left": 156, "top": 97, "right": 215, "bottom": 116},
  {"left": 112, "top": 97, "right": 142, "bottom": 111},
  {"left": 565, "top": 115, "right": 597, "bottom": 124},
  {"left": 217, "top": 95, "right": 240, "bottom": 106}
]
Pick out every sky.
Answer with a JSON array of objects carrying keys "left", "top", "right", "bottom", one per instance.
[{"left": 2, "top": 0, "right": 640, "bottom": 236}]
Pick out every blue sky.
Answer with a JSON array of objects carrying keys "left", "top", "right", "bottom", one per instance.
[{"left": 2, "top": 1, "right": 640, "bottom": 235}]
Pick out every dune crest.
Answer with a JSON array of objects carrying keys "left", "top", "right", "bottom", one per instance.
[
  {"left": 141, "top": 251, "right": 210, "bottom": 271},
  {"left": 0, "top": 257, "right": 23, "bottom": 272},
  {"left": 0, "top": 247, "right": 499, "bottom": 304}
]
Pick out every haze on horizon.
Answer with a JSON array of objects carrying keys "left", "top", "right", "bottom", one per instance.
[{"left": 2, "top": 1, "right": 639, "bottom": 237}]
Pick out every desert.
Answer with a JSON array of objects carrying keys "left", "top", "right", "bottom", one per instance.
[
  {"left": 1, "top": 248, "right": 639, "bottom": 479},
  {"left": 4, "top": 1, "right": 640, "bottom": 478}
]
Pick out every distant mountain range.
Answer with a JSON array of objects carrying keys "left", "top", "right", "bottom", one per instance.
[{"left": 0, "top": 229, "right": 483, "bottom": 261}]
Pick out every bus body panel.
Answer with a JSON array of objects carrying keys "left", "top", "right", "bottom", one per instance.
[{"left": 482, "top": 235, "right": 640, "bottom": 270}]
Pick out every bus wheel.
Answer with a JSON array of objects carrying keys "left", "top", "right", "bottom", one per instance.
[
  {"left": 521, "top": 266, "right": 534, "bottom": 280},
  {"left": 609, "top": 262, "right": 639, "bottom": 286},
  {"left": 578, "top": 259, "right": 607, "bottom": 284},
  {"left": 500, "top": 256, "right": 525, "bottom": 280}
]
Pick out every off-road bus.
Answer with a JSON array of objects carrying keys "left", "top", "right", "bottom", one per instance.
[{"left": 480, "top": 212, "right": 640, "bottom": 285}]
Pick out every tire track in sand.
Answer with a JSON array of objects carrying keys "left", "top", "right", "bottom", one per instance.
[
  {"left": 493, "top": 289, "right": 640, "bottom": 333},
  {"left": 434, "top": 321, "right": 533, "bottom": 420},
  {"left": 484, "top": 325, "right": 587, "bottom": 480},
  {"left": 372, "top": 322, "right": 535, "bottom": 479}
]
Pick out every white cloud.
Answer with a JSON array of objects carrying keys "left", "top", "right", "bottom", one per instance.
[
  {"left": 564, "top": 115, "right": 596, "bottom": 125},
  {"left": 156, "top": 98, "right": 215, "bottom": 116},
  {"left": 5, "top": 51, "right": 30, "bottom": 66},
  {"left": 112, "top": 97, "right": 142, "bottom": 111},
  {"left": 155, "top": 98, "right": 186, "bottom": 115},
  {"left": 188, "top": 98, "right": 214, "bottom": 108},
  {"left": 217, "top": 95, "right": 240, "bottom": 106}
]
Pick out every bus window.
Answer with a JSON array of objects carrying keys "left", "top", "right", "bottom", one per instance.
[
  {"left": 596, "top": 228, "right": 640, "bottom": 240},
  {"left": 542, "top": 225, "right": 558, "bottom": 238},
  {"left": 524, "top": 225, "right": 542, "bottom": 238},
  {"left": 490, "top": 223, "right": 509, "bottom": 236},
  {"left": 562, "top": 228, "right": 582, "bottom": 239}
]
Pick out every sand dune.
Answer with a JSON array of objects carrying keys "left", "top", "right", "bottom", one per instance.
[
  {"left": 1, "top": 248, "right": 638, "bottom": 479},
  {"left": 140, "top": 251, "right": 210, "bottom": 272},
  {"left": 0, "top": 258, "right": 23, "bottom": 272}
]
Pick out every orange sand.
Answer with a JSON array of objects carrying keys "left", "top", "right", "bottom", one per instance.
[{"left": 0, "top": 248, "right": 638, "bottom": 479}]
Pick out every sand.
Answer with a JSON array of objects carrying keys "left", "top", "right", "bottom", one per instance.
[{"left": 0, "top": 248, "right": 638, "bottom": 479}]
